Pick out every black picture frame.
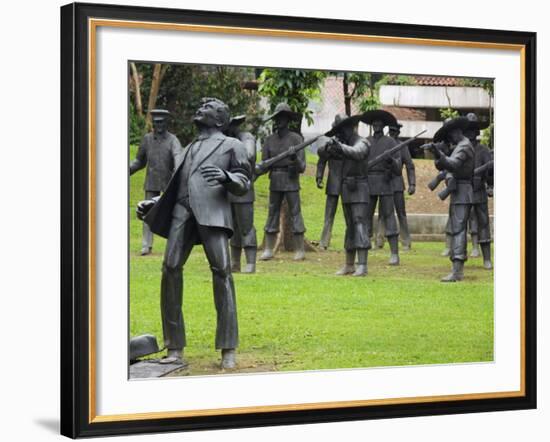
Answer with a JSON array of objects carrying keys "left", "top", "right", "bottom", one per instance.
[{"left": 60, "top": 2, "right": 537, "bottom": 438}]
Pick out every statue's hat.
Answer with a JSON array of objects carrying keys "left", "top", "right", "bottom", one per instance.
[
  {"left": 361, "top": 109, "right": 398, "bottom": 127},
  {"left": 149, "top": 109, "right": 171, "bottom": 121},
  {"left": 325, "top": 113, "right": 362, "bottom": 137},
  {"left": 389, "top": 122, "right": 403, "bottom": 131},
  {"left": 466, "top": 112, "right": 490, "bottom": 131},
  {"left": 433, "top": 116, "right": 470, "bottom": 142},
  {"left": 229, "top": 115, "right": 246, "bottom": 126},
  {"left": 129, "top": 334, "right": 161, "bottom": 361},
  {"left": 264, "top": 102, "right": 301, "bottom": 122}
]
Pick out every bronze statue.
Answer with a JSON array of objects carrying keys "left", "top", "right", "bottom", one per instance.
[
  {"left": 137, "top": 98, "right": 251, "bottom": 369},
  {"left": 425, "top": 116, "right": 475, "bottom": 282},
  {"left": 322, "top": 114, "right": 370, "bottom": 275},
  {"left": 130, "top": 109, "right": 182, "bottom": 255},
  {"left": 257, "top": 103, "right": 307, "bottom": 261},
  {"left": 464, "top": 113, "right": 493, "bottom": 269},
  {"left": 362, "top": 110, "right": 402, "bottom": 265},
  {"left": 224, "top": 116, "right": 258, "bottom": 273},
  {"left": 316, "top": 138, "right": 343, "bottom": 249},
  {"left": 375, "top": 122, "right": 416, "bottom": 250}
]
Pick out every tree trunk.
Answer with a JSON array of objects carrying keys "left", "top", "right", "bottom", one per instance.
[
  {"left": 145, "top": 63, "right": 164, "bottom": 130},
  {"left": 343, "top": 73, "right": 351, "bottom": 116},
  {"left": 130, "top": 62, "right": 143, "bottom": 117}
]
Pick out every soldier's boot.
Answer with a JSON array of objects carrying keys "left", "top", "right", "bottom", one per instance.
[
  {"left": 230, "top": 246, "right": 241, "bottom": 273},
  {"left": 260, "top": 233, "right": 277, "bottom": 261},
  {"left": 319, "top": 226, "right": 331, "bottom": 250},
  {"left": 470, "top": 234, "right": 481, "bottom": 257},
  {"left": 441, "top": 234, "right": 452, "bottom": 257},
  {"left": 336, "top": 250, "right": 356, "bottom": 275},
  {"left": 388, "top": 236, "right": 400, "bottom": 266},
  {"left": 353, "top": 249, "right": 368, "bottom": 276},
  {"left": 293, "top": 233, "right": 306, "bottom": 261},
  {"left": 242, "top": 247, "right": 257, "bottom": 274},
  {"left": 480, "top": 243, "right": 493, "bottom": 270},
  {"left": 441, "top": 260, "right": 465, "bottom": 282},
  {"left": 221, "top": 348, "right": 236, "bottom": 370},
  {"left": 400, "top": 222, "right": 412, "bottom": 251},
  {"left": 140, "top": 247, "right": 152, "bottom": 256},
  {"left": 375, "top": 234, "right": 385, "bottom": 249}
]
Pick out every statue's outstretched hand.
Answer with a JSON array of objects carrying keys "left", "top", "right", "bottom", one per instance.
[
  {"left": 136, "top": 199, "right": 156, "bottom": 220},
  {"left": 201, "top": 165, "right": 229, "bottom": 186}
]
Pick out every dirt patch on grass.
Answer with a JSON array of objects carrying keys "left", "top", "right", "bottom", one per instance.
[{"left": 166, "top": 353, "right": 278, "bottom": 377}]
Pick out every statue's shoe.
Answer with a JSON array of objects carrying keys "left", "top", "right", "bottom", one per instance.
[
  {"left": 440, "top": 272, "right": 464, "bottom": 282},
  {"left": 259, "top": 250, "right": 274, "bottom": 261},
  {"left": 140, "top": 247, "right": 152, "bottom": 256},
  {"left": 471, "top": 247, "right": 481, "bottom": 258},
  {"left": 221, "top": 349, "right": 236, "bottom": 369},
  {"left": 242, "top": 264, "right": 256, "bottom": 274},
  {"left": 352, "top": 265, "right": 368, "bottom": 277},
  {"left": 388, "top": 254, "right": 400, "bottom": 266},
  {"left": 335, "top": 265, "right": 355, "bottom": 276},
  {"left": 441, "top": 248, "right": 450, "bottom": 257},
  {"left": 483, "top": 260, "right": 493, "bottom": 270},
  {"left": 293, "top": 250, "right": 305, "bottom": 261}
]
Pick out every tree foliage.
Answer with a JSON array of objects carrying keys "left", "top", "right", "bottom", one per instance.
[
  {"left": 129, "top": 63, "right": 262, "bottom": 145},
  {"left": 258, "top": 69, "right": 327, "bottom": 130}
]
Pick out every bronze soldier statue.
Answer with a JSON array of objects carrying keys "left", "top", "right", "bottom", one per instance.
[
  {"left": 426, "top": 116, "right": 475, "bottom": 282},
  {"left": 224, "top": 115, "right": 258, "bottom": 273},
  {"left": 323, "top": 114, "right": 371, "bottom": 276},
  {"left": 464, "top": 113, "right": 493, "bottom": 269},
  {"left": 316, "top": 137, "right": 343, "bottom": 249},
  {"left": 258, "top": 103, "right": 307, "bottom": 261},
  {"left": 375, "top": 122, "right": 416, "bottom": 250},
  {"left": 137, "top": 98, "right": 251, "bottom": 369},
  {"left": 362, "top": 110, "right": 402, "bottom": 265},
  {"left": 130, "top": 109, "right": 182, "bottom": 255}
]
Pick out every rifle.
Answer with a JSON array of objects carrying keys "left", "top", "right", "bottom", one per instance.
[
  {"left": 427, "top": 170, "right": 447, "bottom": 191},
  {"left": 437, "top": 176, "right": 456, "bottom": 201},
  {"left": 367, "top": 130, "right": 427, "bottom": 169},
  {"left": 474, "top": 159, "right": 494, "bottom": 176},
  {"left": 255, "top": 134, "right": 324, "bottom": 176}
]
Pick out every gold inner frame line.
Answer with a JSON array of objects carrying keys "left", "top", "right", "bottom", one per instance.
[{"left": 87, "top": 17, "right": 527, "bottom": 423}]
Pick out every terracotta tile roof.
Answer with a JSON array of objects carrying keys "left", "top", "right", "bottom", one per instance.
[
  {"left": 381, "top": 106, "right": 427, "bottom": 121},
  {"left": 412, "top": 76, "right": 462, "bottom": 87}
]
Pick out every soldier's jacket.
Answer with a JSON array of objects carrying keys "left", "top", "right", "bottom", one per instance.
[
  {"left": 327, "top": 133, "right": 370, "bottom": 204},
  {"left": 228, "top": 131, "right": 256, "bottom": 204},
  {"left": 130, "top": 131, "right": 182, "bottom": 192},
  {"left": 366, "top": 134, "right": 401, "bottom": 196},
  {"left": 435, "top": 137, "right": 475, "bottom": 205},
  {"left": 391, "top": 143, "right": 416, "bottom": 192},
  {"left": 317, "top": 139, "right": 343, "bottom": 196},
  {"left": 262, "top": 130, "right": 305, "bottom": 192},
  {"left": 472, "top": 142, "right": 492, "bottom": 204}
]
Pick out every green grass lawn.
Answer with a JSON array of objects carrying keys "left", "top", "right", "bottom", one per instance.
[{"left": 129, "top": 145, "right": 494, "bottom": 376}]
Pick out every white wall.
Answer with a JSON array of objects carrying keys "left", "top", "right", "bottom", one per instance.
[
  {"left": 1, "top": 1, "right": 546, "bottom": 442},
  {"left": 380, "top": 85, "right": 492, "bottom": 108}
]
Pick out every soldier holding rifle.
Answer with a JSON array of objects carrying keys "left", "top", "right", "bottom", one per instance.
[
  {"left": 362, "top": 110, "right": 403, "bottom": 266},
  {"left": 322, "top": 114, "right": 370, "bottom": 276},
  {"left": 464, "top": 113, "right": 493, "bottom": 269},
  {"left": 424, "top": 116, "right": 475, "bottom": 282},
  {"left": 224, "top": 115, "right": 258, "bottom": 274},
  {"left": 257, "top": 103, "right": 307, "bottom": 261}
]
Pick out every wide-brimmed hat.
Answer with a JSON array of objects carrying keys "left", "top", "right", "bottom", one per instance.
[
  {"left": 264, "top": 102, "right": 301, "bottom": 122},
  {"left": 361, "top": 109, "right": 398, "bottom": 127},
  {"left": 229, "top": 115, "right": 246, "bottom": 127},
  {"left": 433, "top": 116, "right": 470, "bottom": 142},
  {"left": 325, "top": 113, "right": 362, "bottom": 137},
  {"left": 465, "top": 112, "right": 490, "bottom": 131},
  {"left": 149, "top": 109, "right": 171, "bottom": 121},
  {"left": 388, "top": 122, "right": 403, "bottom": 131}
]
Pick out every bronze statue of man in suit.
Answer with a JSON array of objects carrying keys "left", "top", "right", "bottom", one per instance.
[
  {"left": 130, "top": 109, "right": 182, "bottom": 255},
  {"left": 137, "top": 98, "right": 251, "bottom": 369}
]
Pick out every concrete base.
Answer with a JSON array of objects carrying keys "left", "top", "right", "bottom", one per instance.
[
  {"left": 129, "top": 360, "right": 186, "bottom": 379},
  {"left": 407, "top": 213, "right": 494, "bottom": 239}
]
